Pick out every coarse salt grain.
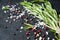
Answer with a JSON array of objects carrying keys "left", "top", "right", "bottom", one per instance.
[
  {"left": 27, "top": 37, "right": 30, "bottom": 39},
  {"left": 19, "top": 15, "right": 21, "bottom": 17},
  {"left": 52, "top": 38, "right": 55, "bottom": 40},
  {"left": 16, "top": 16, "right": 19, "bottom": 19},
  {"left": 24, "top": 19, "right": 28, "bottom": 22},
  {"left": 46, "top": 31, "right": 48, "bottom": 35},
  {"left": 16, "top": 3, "right": 19, "bottom": 5},
  {"left": 16, "top": 12, "right": 25, "bottom": 19},
  {"left": 37, "top": 23, "right": 40, "bottom": 27},
  {"left": 10, "top": 7, "right": 15, "bottom": 12},
  {"left": 20, "top": 30, "right": 22, "bottom": 32},
  {"left": 18, "top": 10, "right": 20, "bottom": 13},
  {"left": 6, "top": 10, "right": 9, "bottom": 12},
  {"left": 30, "top": 19, "right": 32, "bottom": 20},
  {"left": 35, "top": 39, "right": 38, "bottom": 40},
  {"left": 6, "top": 20, "right": 8, "bottom": 22},
  {"left": 36, "top": 34, "right": 39, "bottom": 37},
  {"left": 13, "top": 19, "right": 16, "bottom": 21},
  {"left": 10, "top": 16, "right": 13, "bottom": 19},
  {"left": 9, "top": 21, "right": 12, "bottom": 23},
  {"left": 11, "top": 5, "right": 16, "bottom": 8},
  {"left": 15, "top": 8, "right": 18, "bottom": 10},
  {"left": 26, "top": 9, "right": 30, "bottom": 13},
  {"left": 20, "top": 12, "right": 24, "bottom": 16},
  {"left": 42, "top": 26, "right": 44, "bottom": 29},
  {"left": 47, "top": 37, "right": 50, "bottom": 40},
  {"left": 39, "top": 22, "right": 44, "bottom": 25},
  {"left": 34, "top": 32, "right": 36, "bottom": 35},
  {"left": 18, "top": 7, "right": 20, "bottom": 9},
  {"left": 33, "top": 25, "right": 37, "bottom": 29},
  {"left": 10, "top": 13, "right": 12, "bottom": 15},
  {"left": 39, "top": 36, "right": 42, "bottom": 40},
  {"left": 20, "top": 26, "right": 23, "bottom": 29},
  {"left": 14, "top": 5, "right": 16, "bottom": 7},
  {"left": 13, "top": 16, "right": 16, "bottom": 18},
  {"left": 7, "top": 17, "right": 9, "bottom": 19},
  {"left": 4, "top": 11, "right": 7, "bottom": 13},
  {"left": 34, "top": 24, "right": 37, "bottom": 27}
]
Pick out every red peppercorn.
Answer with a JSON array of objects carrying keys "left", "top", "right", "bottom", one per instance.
[
  {"left": 32, "top": 28, "right": 36, "bottom": 32},
  {"left": 36, "top": 29, "right": 41, "bottom": 34},
  {"left": 26, "top": 31, "right": 29, "bottom": 36},
  {"left": 34, "top": 32, "right": 37, "bottom": 36}
]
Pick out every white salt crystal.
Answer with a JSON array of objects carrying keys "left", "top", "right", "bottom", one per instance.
[
  {"left": 10, "top": 16, "right": 13, "bottom": 19},
  {"left": 20, "top": 26, "right": 23, "bottom": 29},
  {"left": 16, "top": 16, "right": 19, "bottom": 19},
  {"left": 39, "top": 36, "right": 42, "bottom": 40},
  {"left": 46, "top": 31, "right": 48, "bottom": 35},
  {"left": 27, "top": 37, "right": 30, "bottom": 39},
  {"left": 6, "top": 20, "right": 8, "bottom": 22},
  {"left": 52, "top": 38, "right": 55, "bottom": 40},
  {"left": 20, "top": 30, "right": 22, "bottom": 32},
  {"left": 4, "top": 11, "right": 7, "bottom": 13},
  {"left": 47, "top": 37, "right": 50, "bottom": 40},
  {"left": 42, "top": 26, "right": 44, "bottom": 29},
  {"left": 10, "top": 7, "right": 15, "bottom": 12},
  {"left": 13, "top": 19, "right": 16, "bottom": 21},
  {"left": 39, "top": 22, "right": 44, "bottom": 25},
  {"left": 7, "top": 17, "right": 9, "bottom": 19}
]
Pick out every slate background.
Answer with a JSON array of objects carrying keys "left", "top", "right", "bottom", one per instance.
[{"left": 0, "top": 0, "right": 60, "bottom": 40}]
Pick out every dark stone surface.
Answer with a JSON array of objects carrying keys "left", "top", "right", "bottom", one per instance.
[
  {"left": 0, "top": 0, "right": 59, "bottom": 40},
  {"left": 49, "top": 0, "right": 60, "bottom": 13}
]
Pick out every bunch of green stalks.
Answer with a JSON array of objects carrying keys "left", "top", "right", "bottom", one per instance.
[{"left": 20, "top": 0, "right": 60, "bottom": 39}]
